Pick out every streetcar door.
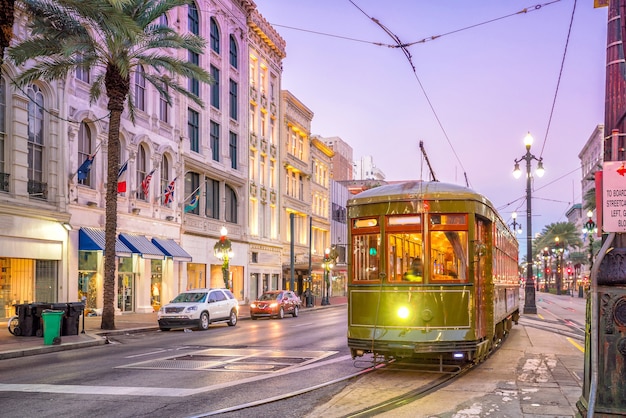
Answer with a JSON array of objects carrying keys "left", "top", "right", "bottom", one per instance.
[{"left": 475, "top": 218, "right": 489, "bottom": 338}]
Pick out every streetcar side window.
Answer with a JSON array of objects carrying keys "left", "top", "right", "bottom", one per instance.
[
  {"left": 430, "top": 231, "right": 468, "bottom": 282},
  {"left": 352, "top": 234, "right": 381, "bottom": 282}
]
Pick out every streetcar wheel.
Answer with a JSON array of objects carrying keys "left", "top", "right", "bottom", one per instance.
[
  {"left": 292, "top": 306, "right": 299, "bottom": 318},
  {"left": 198, "top": 312, "right": 210, "bottom": 330}
]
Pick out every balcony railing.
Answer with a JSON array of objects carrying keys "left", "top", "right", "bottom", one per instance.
[{"left": 28, "top": 180, "right": 48, "bottom": 199}]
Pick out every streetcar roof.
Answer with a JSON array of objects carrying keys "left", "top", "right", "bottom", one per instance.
[{"left": 347, "top": 180, "right": 494, "bottom": 208}]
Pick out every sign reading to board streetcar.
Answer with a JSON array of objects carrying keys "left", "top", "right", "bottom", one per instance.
[{"left": 603, "top": 161, "right": 626, "bottom": 232}]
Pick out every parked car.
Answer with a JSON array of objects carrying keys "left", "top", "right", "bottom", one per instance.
[
  {"left": 157, "top": 288, "right": 238, "bottom": 331},
  {"left": 250, "top": 290, "right": 301, "bottom": 320}
]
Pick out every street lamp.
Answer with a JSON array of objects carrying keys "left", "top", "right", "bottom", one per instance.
[
  {"left": 213, "top": 226, "right": 234, "bottom": 289},
  {"left": 510, "top": 212, "right": 523, "bottom": 235},
  {"left": 583, "top": 210, "right": 597, "bottom": 270},
  {"left": 513, "top": 132, "right": 544, "bottom": 314},
  {"left": 321, "top": 247, "right": 336, "bottom": 305}
]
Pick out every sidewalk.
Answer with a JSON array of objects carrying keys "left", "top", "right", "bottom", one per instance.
[{"left": 0, "top": 296, "right": 347, "bottom": 360}]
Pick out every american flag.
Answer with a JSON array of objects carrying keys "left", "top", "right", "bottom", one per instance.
[
  {"left": 163, "top": 178, "right": 176, "bottom": 205},
  {"left": 141, "top": 169, "right": 156, "bottom": 197}
]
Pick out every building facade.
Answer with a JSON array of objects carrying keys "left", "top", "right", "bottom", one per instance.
[{"left": 246, "top": 6, "right": 285, "bottom": 301}]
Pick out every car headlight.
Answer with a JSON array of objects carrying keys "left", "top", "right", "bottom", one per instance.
[
  {"left": 269, "top": 302, "right": 278, "bottom": 308},
  {"left": 185, "top": 305, "right": 198, "bottom": 313}
]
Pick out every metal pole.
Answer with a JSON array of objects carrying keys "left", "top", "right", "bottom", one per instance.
[
  {"left": 524, "top": 150, "right": 537, "bottom": 314},
  {"left": 290, "top": 213, "right": 295, "bottom": 292}
]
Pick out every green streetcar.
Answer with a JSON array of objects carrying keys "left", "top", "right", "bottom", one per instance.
[{"left": 347, "top": 180, "right": 520, "bottom": 364}]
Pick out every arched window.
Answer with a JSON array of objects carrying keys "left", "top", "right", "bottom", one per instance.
[
  {"left": 229, "top": 35, "right": 238, "bottom": 68},
  {"left": 225, "top": 184, "right": 237, "bottom": 223},
  {"left": 210, "top": 17, "right": 220, "bottom": 54},
  {"left": 77, "top": 121, "right": 93, "bottom": 188},
  {"left": 27, "top": 84, "right": 46, "bottom": 199},
  {"left": 188, "top": 2, "right": 199, "bottom": 35},
  {"left": 136, "top": 145, "right": 147, "bottom": 200},
  {"left": 160, "top": 155, "right": 171, "bottom": 206},
  {"left": 0, "top": 77, "right": 7, "bottom": 192},
  {"left": 135, "top": 65, "right": 146, "bottom": 111}
]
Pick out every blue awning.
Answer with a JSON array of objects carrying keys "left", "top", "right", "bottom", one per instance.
[
  {"left": 119, "top": 233, "right": 165, "bottom": 260},
  {"left": 79, "top": 227, "right": 132, "bottom": 257},
  {"left": 151, "top": 238, "right": 192, "bottom": 262}
]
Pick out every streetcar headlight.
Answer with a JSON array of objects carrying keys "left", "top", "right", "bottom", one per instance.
[
  {"left": 397, "top": 306, "right": 410, "bottom": 319},
  {"left": 453, "top": 353, "right": 464, "bottom": 359}
]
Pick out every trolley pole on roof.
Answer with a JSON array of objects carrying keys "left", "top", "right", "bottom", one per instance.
[{"left": 419, "top": 141, "right": 437, "bottom": 182}]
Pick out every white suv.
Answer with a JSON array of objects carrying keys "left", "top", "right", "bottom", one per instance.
[{"left": 157, "top": 288, "right": 238, "bottom": 331}]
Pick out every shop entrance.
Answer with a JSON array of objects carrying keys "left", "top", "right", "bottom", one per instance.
[{"left": 118, "top": 273, "right": 135, "bottom": 313}]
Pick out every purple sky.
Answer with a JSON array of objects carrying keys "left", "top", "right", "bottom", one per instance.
[{"left": 254, "top": 0, "right": 608, "bottom": 256}]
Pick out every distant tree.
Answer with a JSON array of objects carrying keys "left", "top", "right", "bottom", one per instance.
[
  {"left": 9, "top": 0, "right": 212, "bottom": 329},
  {"left": 533, "top": 222, "right": 582, "bottom": 294},
  {"left": 0, "top": 0, "right": 15, "bottom": 65},
  {"left": 583, "top": 187, "right": 596, "bottom": 213}
]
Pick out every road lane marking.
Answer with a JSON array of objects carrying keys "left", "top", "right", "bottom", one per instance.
[{"left": 567, "top": 337, "right": 585, "bottom": 353}]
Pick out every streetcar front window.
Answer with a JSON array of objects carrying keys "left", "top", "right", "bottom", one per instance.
[
  {"left": 389, "top": 233, "right": 423, "bottom": 282},
  {"left": 352, "top": 234, "right": 381, "bottom": 282},
  {"left": 430, "top": 231, "right": 468, "bottom": 282}
]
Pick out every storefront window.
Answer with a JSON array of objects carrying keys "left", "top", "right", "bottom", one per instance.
[
  {"left": 117, "top": 257, "right": 134, "bottom": 312},
  {"left": 78, "top": 251, "right": 98, "bottom": 312},
  {"left": 151, "top": 260, "right": 162, "bottom": 312}
]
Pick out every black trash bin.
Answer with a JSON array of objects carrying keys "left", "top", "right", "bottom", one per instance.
[
  {"left": 12, "top": 303, "right": 49, "bottom": 336},
  {"left": 64, "top": 302, "right": 85, "bottom": 335}
]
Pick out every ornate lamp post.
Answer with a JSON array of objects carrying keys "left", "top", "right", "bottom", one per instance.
[
  {"left": 510, "top": 212, "right": 523, "bottom": 235},
  {"left": 513, "top": 132, "right": 544, "bottom": 314},
  {"left": 321, "top": 247, "right": 337, "bottom": 306},
  {"left": 553, "top": 236, "right": 564, "bottom": 295},
  {"left": 213, "top": 226, "right": 234, "bottom": 289},
  {"left": 542, "top": 247, "right": 550, "bottom": 292}
]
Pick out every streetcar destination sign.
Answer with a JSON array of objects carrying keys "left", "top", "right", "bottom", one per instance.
[{"left": 602, "top": 161, "right": 626, "bottom": 232}]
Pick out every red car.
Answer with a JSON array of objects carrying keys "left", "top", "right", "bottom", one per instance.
[{"left": 250, "top": 290, "right": 301, "bottom": 320}]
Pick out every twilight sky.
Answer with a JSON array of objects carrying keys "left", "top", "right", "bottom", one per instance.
[{"left": 254, "top": 0, "right": 608, "bottom": 256}]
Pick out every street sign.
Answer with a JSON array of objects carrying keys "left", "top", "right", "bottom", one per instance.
[{"left": 602, "top": 161, "right": 626, "bottom": 232}]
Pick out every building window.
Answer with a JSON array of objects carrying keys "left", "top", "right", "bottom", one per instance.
[
  {"left": 136, "top": 145, "right": 147, "bottom": 201},
  {"left": 188, "top": 2, "right": 199, "bottom": 35},
  {"left": 159, "top": 13, "right": 168, "bottom": 27},
  {"left": 205, "top": 178, "right": 219, "bottom": 219},
  {"left": 27, "top": 84, "right": 46, "bottom": 199},
  {"left": 229, "top": 131, "right": 237, "bottom": 169},
  {"left": 185, "top": 171, "right": 200, "bottom": 215},
  {"left": 75, "top": 55, "right": 90, "bottom": 83},
  {"left": 210, "top": 120, "right": 220, "bottom": 162},
  {"left": 225, "top": 184, "right": 237, "bottom": 223},
  {"left": 210, "top": 17, "right": 220, "bottom": 54},
  {"left": 188, "top": 51, "right": 199, "bottom": 97},
  {"left": 229, "top": 79, "right": 238, "bottom": 120},
  {"left": 188, "top": 108, "right": 200, "bottom": 153},
  {"left": 77, "top": 121, "right": 93, "bottom": 188},
  {"left": 159, "top": 84, "right": 169, "bottom": 123},
  {"left": 134, "top": 65, "right": 146, "bottom": 111},
  {"left": 210, "top": 65, "right": 219, "bottom": 109},
  {"left": 160, "top": 155, "right": 169, "bottom": 200},
  {"left": 229, "top": 35, "right": 238, "bottom": 68}
]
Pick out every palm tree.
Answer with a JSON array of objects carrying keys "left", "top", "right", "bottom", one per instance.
[
  {"left": 9, "top": 0, "right": 212, "bottom": 329},
  {"left": 0, "top": 0, "right": 15, "bottom": 65},
  {"left": 583, "top": 187, "right": 596, "bottom": 213},
  {"left": 534, "top": 222, "right": 583, "bottom": 295}
]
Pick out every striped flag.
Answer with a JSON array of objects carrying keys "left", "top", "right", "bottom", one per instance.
[
  {"left": 117, "top": 160, "right": 129, "bottom": 193},
  {"left": 141, "top": 169, "right": 156, "bottom": 197}
]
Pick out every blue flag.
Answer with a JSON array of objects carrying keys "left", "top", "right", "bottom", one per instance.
[
  {"left": 185, "top": 191, "right": 200, "bottom": 212},
  {"left": 77, "top": 155, "right": 94, "bottom": 181}
]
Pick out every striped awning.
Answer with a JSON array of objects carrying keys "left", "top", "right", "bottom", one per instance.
[
  {"left": 151, "top": 238, "right": 192, "bottom": 262},
  {"left": 79, "top": 227, "right": 132, "bottom": 257},
  {"left": 119, "top": 233, "right": 165, "bottom": 260}
]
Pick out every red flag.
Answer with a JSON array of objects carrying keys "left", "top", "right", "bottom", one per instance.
[{"left": 117, "top": 160, "right": 128, "bottom": 193}]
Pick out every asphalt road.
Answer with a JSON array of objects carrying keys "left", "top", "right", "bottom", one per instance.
[{"left": 0, "top": 306, "right": 354, "bottom": 418}]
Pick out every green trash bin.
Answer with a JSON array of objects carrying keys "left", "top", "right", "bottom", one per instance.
[{"left": 41, "top": 310, "right": 64, "bottom": 345}]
